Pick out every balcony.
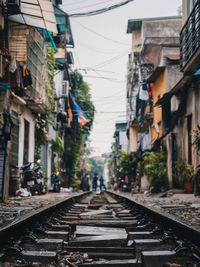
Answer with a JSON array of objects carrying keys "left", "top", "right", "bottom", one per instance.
[{"left": 180, "top": 1, "right": 200, "bottom": 72}]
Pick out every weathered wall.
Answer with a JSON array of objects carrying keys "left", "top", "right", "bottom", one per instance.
[
  {"left": 142, "top": 44, "right": 162, "bottom": 67},
  {"left": 142, "top": 19, "right": 182, "bottom": 42},
  {"left": 132, "top": 29, "right": 142, "bottom": 53},
  {"left": 166, "top": 65, "right": 183, "bottom": 93},
  {"left": 151, "top": 70, "right": 167, "bottom": 140},
  {"left": 129, "top": 126, "right": 138, "bottom": 152}
]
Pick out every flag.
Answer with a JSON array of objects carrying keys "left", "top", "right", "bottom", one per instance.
[{"left": 69, "top": 91, "right": 90, "bottom": 126}]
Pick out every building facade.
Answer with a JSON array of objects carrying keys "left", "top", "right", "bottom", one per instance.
[{"left": 0, "top": 1, "right": 74, "bottom": 200}]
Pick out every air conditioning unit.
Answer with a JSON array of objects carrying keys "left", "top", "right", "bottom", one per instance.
[
  {"left": 62, "top": 80, "right": 69, "bottom": 97},
  {"left": 0, "top": 55, "right": 3, "bottom": 78},
  {"left": 5, "top": 0, "right": 21, "bottom": 14}
]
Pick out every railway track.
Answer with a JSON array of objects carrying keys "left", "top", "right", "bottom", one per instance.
[{"left": 0, "top": 191, "right": 199, "bottom": 267}]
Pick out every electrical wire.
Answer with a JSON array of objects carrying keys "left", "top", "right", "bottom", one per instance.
[
  {"left": 69, "top": 0, "right": 135, "bottom": 17},
  {"left": 79, "top": 68, "right": 115, "bottom": 73},
  {"left": 67, "top": 0, "right": 115, "bottom": 12},
  {"left": 75, "top": 40, "right": 123, "bottom": 54},
  {"left": 88, "top": 49, "right": 129, "bottom": 69},
  {"left": 72, "top": 19, "right": 130, "bottom": 46},
  {"left": 83, "top": 75, "right": 117, "bottom": 80},
  {"left": 62, "top": 0, "right": 92, "bottom": 7},
  {"left": 92, "top": 90, "right": 125, "bottom": 99}
]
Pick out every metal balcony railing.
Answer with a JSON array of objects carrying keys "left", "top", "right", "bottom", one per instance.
[{"left": 180, "top": 1, "right": 200, "bottom": 71}]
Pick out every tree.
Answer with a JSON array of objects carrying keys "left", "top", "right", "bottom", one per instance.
[
  {"left": 116, "top": 151, "right": 137, "bottom": 189},
  {"left": 64, "top": 70, "right": 95, "bottom": 184},
  {"left": 87, "top": 158, "right": 104, "bottom": 178}
]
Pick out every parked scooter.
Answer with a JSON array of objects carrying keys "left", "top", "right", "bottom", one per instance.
[
  {"left": 20, "top": 162, "right": 46, "bottom": 195},
  {"left": 51, "top": 170, "right": 61, "bottom": 192},
  {"left": 32, "top": 165, "right": 46, "bottom": 194}
]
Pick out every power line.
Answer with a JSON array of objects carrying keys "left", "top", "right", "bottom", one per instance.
[
  {"left": 92, "top": 90, "right": 125, "bottom": 99},
  {"left": 62, "top": 0, "right": 92, "bottom": 7},
  {"left": 78, "top": 68, "right": 115, "bottom": 73},
  {"left": 88, "top": 49, "right": 129, "bottom": 69},
  {"left": 82, "top": 75, "right": 117, "bottom": 80},
  {"left": 75, "top": 40, "right": 122, "bottom": 54},
  {"left": 72, "top": 19, "right": 130, "bottom": 46},
  {"left": 67, "top": 0, "right": 115, "bottom": 12},
  {"left": 69, "top": 0, "right": 135, "bottom": 17}
]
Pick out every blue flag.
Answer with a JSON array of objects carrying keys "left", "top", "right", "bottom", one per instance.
[{"left": 69, "top": 91, "right": 89, "bottom": 126}]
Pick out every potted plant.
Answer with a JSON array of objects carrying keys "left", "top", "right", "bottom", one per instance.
[{"left": 174, "top": 160, "right": 194, "bottom": 193}]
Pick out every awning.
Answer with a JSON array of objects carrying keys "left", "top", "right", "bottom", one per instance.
[{"left": 8, "top": 0, "right": 57, "bottom": 34}]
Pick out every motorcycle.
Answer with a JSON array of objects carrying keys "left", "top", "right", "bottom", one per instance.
[
  {"left": 32, "top": 165, "right": 46, "bottom": 194},
  {"left": 51, "top": 171, "right": 61, "bottom": 192},
  {"left": 20, "top": 162, "right": 46, "bottom": 195}
]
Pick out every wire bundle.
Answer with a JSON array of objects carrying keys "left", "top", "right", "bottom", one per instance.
[{"left": 69, "top": 0, "right": 135, "bottom": 17}]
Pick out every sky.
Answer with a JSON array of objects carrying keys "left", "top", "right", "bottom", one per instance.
[{"left": 62, "top": 0, "right": 182, "bottom": 156}]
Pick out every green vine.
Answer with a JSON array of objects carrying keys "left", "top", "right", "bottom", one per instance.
[
  {"left": 51, "top": 136, "right": 64, "bottom": 157},
  {"left": 34, "top": 113, "right": 48, "bottom": 162},
  {"left": 64, "top": 70, "right": 95, "bottom": 184},
  {"left": 46, "top": 45, "right": 56, "bottom": 110}
]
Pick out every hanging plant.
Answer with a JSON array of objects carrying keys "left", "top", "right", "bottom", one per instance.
[
  {"left": 46, "top": 45, "right": 56, "bottom": 110},
  {"left": 34, "top": 113, "right": 48, "bottom": 162},
  {"left": 51, "top": 136, "right": 64, "bottom": 157}
]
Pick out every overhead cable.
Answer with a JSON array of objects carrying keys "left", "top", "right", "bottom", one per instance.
[
  {"left": 88, "top": 49, "right": 129, "bottom": 69},
  {"left": 72, "top": 19, "right": 130, "bottom": 46},
  {"left": 69, "top": 0, "right": 135, "bottom": 17},
  {"left": 67, "top": 0, "right": 115, "bottom": 12}
]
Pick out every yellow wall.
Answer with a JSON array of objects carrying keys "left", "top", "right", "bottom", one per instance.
[{"left": 151, "top": 69, "right": 167, "bottom": 140}]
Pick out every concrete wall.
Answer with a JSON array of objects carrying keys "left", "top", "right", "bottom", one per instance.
[
  {"left": 142, "top": 19, "right": 182, "bottom": 42},
  {"left": 129, "top": 126, "right": 138, "bottom": 152},
  {"left": 142, "top": 44, "right": 162, "bottom": 67},
  {"left": 166, "top": 65, "right": 183, "bottom": 93},
  {"left": 132, "top": 29, "right": 142, "bottom": 53}
]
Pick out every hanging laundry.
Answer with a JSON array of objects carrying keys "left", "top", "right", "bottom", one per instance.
[
  {"left": 18, "top": 66, "right": 25, "bottom": 97},
  {"left": 9, "top": 68, "right": 20, "bottom": 90},
  {"left": 0, "top": 83, "right": 10, "bottom": 91},
  {"left": 139, "top": 81, "right": 149, "bottom": 101},
  {"left": 9, "top": 58, "right": 17, "bottom": 73},
  {"left": 141, "top": 131, "right": 151, "bottom": 151},
  {"left": 22, "top": 67, "right": 32, "bottom": 87}
]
